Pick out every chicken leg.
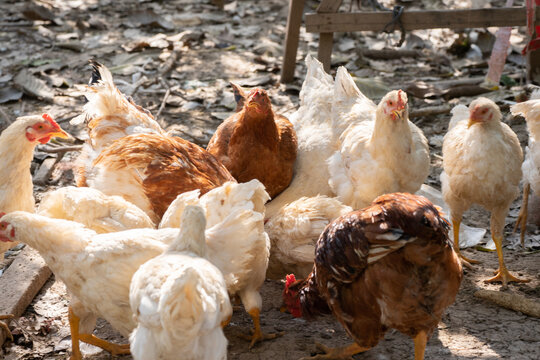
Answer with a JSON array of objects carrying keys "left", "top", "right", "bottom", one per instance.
[
  {"left": 414, "top": 330, "right": 428, "bottom": 360},
  {"left": 452, "top": 219, "right": 481, "bottom": 268},
  {"left": 68, "top": 307, "right": 130, "bottom": 360},
  {"left": 513, "top": 183, "right": 530, "bottom": 248},
  {"left": 0, "top": 314, "right": 14, "bottom": 342},
  {"left": 244, "top": 308, "right": 284, "bottom": 348},
  {"left": 300, "top": 342, "right": 369, "bottom": 360},
  {"left": 485, "top": 212, "right": 529, "bottom": 286}
]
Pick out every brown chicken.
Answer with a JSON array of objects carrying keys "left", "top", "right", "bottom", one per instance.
[
  {"left": 206, "top": 84, "right": 297, "bottom": 198},
  {"left": 76, "top": 61, "right": 235, "bottom": 222},
  {"left": 282, "top": 193, "right": 462, "bottom": 360}
]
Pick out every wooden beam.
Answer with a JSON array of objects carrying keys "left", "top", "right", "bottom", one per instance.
[
  {"left": 0, "top": 247, "right": 51, "bottom": 347},
  {"left": 280, "top": 0, "right": 307, "bottom": 83},
  {"left": 317, "top": 0, "right": 343, "bottom": 13},
  {"left": 306, "top": 7, "right": 539, "bottom": 33}
]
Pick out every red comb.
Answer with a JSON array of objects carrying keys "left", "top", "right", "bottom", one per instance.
[
  {"left": 397, "top": 90, "right": 405, "bottom": 109},
  {"left": 0, "top": 212, "right": 5, "bottom": 218},
  {"left": 285, "top": 274, "right": 296, "bottom": 287},
  {"left": 42, "top": 113, "right": 61, "bottom": 130}
]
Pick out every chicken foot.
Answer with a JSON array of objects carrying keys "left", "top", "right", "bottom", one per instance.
[
  {"left": 299, "top": 342, "right": 369, "bottom": 360},
  {"left": 0, "top": 314, "right": 14, "bottom": 342},
  {"left": 68, "top": 307, "right": 130, "bottom": 360},
  {"left": 484, "top": 235, "right": 530, "bottom": 286},
  {"left": 513, "top": 183, "right": 530, "bottom": 248},
  {"left": 452, "top": 219, "right": 481, "bottom": 269},
  {"left": 240, "top": 308, "right": 284, "bottom": 349}
]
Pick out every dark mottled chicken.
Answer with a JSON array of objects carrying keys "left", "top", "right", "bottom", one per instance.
[
  {"left": 206, "top": 84, "right": 297, "bottom": 199},
  {"left": 283, "top": 193, "right": 462, "bottom": 360}
]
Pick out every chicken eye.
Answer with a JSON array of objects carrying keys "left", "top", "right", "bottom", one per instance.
[
  {"left": 388, "top": 101, "right": 393, "bottom": 106},
  {"left": 482, "top": 109, "right": 488, "bottom": 114},
  {"left": 421, "top": 215, "right": 430, "bottom": 227}
]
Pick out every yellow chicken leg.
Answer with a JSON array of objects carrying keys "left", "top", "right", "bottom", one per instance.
[
  {"left": 299, "top": 342, "right": 370, "bottom": 360},
  {"left": 68, "top": 307, "right": 130, "bottom": 360},
  {"left": 0, "top": 314, "right": 14, "bottom": 342},
  {"left": 414, "top": 330, "right": 428, "bottom": 360},
  {"left": 513, "top": 183, "right": 530, "bottom": 248},
  {"left": 485, "top": 235, "right": 530, "bottom": 286},
  {"left": 243, "top": 308, "right": 283, "bottom": 348},
  {"left": 452, "top": 219, "right": 481, "bottom": 268}
]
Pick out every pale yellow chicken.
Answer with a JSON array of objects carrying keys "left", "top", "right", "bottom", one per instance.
[{"left": 441, "top": 98, "right": 528, "bottom": 285}]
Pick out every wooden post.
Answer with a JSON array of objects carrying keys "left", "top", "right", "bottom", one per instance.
[
  {"left": 316, "top": 0, "right": 343, "bottom": 72},
  {"left": 280, "top": 0, "right": 307, "bottom": 83},
  {"left": 318, "top": 33, "right": 334, "bottom": 72}
]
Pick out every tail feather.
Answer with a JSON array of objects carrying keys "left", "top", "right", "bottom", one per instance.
[
  {"left": 159, "top": 190, "right": 202, "bottom": 229},
  {"left": 449, "top": 104, "right": 469, "bottom": 130}
]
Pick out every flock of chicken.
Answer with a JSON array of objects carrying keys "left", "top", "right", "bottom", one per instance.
[{"left": 0, "top": 54, "right": 538, "bottom": 360}]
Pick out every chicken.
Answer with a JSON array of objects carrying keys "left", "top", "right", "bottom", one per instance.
[
  {"left": 510, "top": 95, "right": 540, "bottom": 246},
  {"left": 0, "top": 113, "right": 69, "bottom": 258},
  {"left": 75, "top": 61, "right": 235, "bottom": 222},
  {"left": 442, "top": 98, "right": 528, "bottom": 285},
  {"left": 265, "top": 195, "right": 352, "bottom": 279},
  {"left": 206, "top": 84, "right": 297, "bottom": 198},
  {"left": 0, "top": 113, "right": 68, "bottom": 341},
  {"left": 129, "top": 205, "right": 232, "bottom": 360},
  {"left": 0, "top": 211, "right": 180, "bottom": 359},
  {"left": 282, "top": 193, "right": 463, "bottom": 360},
  {"left": 266, "top": 55, "right": 429, "bottom": 217},
  {"left": 37, "top": 186, "right": 154, "bottom": 232},
  {"left": 159, "top": 180, "right": 278, "bottom": 347}
]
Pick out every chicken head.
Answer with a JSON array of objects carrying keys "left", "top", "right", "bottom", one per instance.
[
  {"left": 0, "top": 218, "right": 15, "bottom": 243},
  {"left": 25, "top": 114, "right": 69, "bottom": 144},
  {"left": 379, "top": 89, "right": 408, "bottom": 122},
  {"left": 468, "top": 97, "right": 501, "bottom": 127},
  {"left": 244, "top": 88, "right": 271, "bottom": 116},
  {"left": 282, "top": 274, "right": 302, "bottom": 318}
]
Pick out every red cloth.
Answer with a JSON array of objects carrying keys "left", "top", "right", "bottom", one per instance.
[{"left": 523, "top": 0, "right": 540, "bottom": 54}]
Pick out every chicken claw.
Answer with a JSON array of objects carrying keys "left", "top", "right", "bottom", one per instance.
[
  {"left": 452, "top": 219, "right": 481, "bottom": 269},
  {"left": 485, "top": 266, "right": 530, "bottom": 287},
  {"left": 299, "top": 342, "right": 368, "bottom": 360},
  {"left": 240, "top": 308, "right": 284, "bottom": 348},
  {"left": 0, "top": 314, "right": 14, "bottom": 342}
]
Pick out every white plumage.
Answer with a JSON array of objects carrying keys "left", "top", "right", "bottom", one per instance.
[
  {"left": 159, "top": 180, "right": 274, "bottom": 347},
  {"left": 265, "top": 195, "right": 352, "bottom": 279},
  {"left": 38, "top": 186, "right": 154, "bottom": 233},
  {"left": 130, "top": 206, "right": 231, "bottom": 360}
]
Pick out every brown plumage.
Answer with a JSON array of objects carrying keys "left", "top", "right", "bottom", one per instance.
[
  {"left": 207, "top": 84, "right": 297, "bottom": 198},
  {"left": 76, "top": 61, "right": 235, "bottom": 222},
  {"left": 283, "top": 193, "right": 462, "bottom": 360},
  {"left": 92, "top": 134, "right": 235, "bottom": 220}
]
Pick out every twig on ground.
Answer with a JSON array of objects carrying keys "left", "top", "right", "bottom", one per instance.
[{"left": 474, "top": 289, "right": 540, "bottom": 318}]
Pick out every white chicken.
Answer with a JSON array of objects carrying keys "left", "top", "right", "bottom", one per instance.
[
  {"left": 264, "top": 195, "right": 352, "bottom": 279},
  {"left": 37, "top": 186, "right": 154, "bottom": 233},
  {"left": 129, "top": 205, "right": 232, "bottom": 360},
  {"left": 0, "top": 211, "right": 180, "bottom": 359},
  {"left": 510, "top": 95, "right": 540, "bottom": 246},
  {"left": 0, "top": 113, "right": 68, "bottom": 341},
  {"left": 159, "top": 180, "right": 277, "bottom": 347},
  {"left": 266, "top": 55, "right": 429, "bottom": 216},
  {"left": 442, "top": 98, "right": 528, "bottom": 285},
  {"left": 0, "top": 114, "right": 69, "bottom": 259}
]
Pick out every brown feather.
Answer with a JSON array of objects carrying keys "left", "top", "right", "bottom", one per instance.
[
  {"left": 298, "top": 192, "right": 462, "bottom": 350},
  {"left": 207, "top": 89, "right": 297, "bottom": 198},
  {"left": 94, "top": 134, "right": 235, "bottom": 219}
]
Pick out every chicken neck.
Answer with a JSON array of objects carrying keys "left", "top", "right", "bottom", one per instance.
[
  {"left": 230, "top": 111, "right": 279, "bottom": 152},
  {"left": 0, "top": 128, "right": 38, "bottom": 195},
  {"left": 369, "top": 115, "right": 414, "bottom": 171}
]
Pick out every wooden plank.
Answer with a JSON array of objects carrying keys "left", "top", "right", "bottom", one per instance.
[
  {"left": 0, "top": 247, "right": 52, "bottom": 347},
  {"left": 280, "top": 0, "right": 307, "bottom": 83},
  {"left": 317, "top": 0, "right": 343, "bottom": 13},
  {"left": 318, "top": 33, "right": 334, "bottom": 72},
  {"left": 305, "top": 8, "right": 540, "bottom": 33}
]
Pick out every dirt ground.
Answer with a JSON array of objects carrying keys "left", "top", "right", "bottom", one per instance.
[{"left": 1, "top": 0, "right": 539, "bottom": 359}]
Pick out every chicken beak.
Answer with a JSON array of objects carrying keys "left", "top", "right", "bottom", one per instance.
[
  {"left": 392, "top": 109, "right": 404, "bottom": 120},
  {"left": 467, "top": 117, "right": 478, "bottom": 128},
  {"left": 49, "top": 129, "right": 70, "bottom": 139},
  {"left": 279, "top": 305, "right": 287, "bottom": 313}
]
